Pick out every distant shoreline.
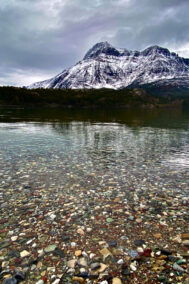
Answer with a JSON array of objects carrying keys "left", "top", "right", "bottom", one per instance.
[{"left": 0, "top": 86, "right": 187, "bottom": 109}]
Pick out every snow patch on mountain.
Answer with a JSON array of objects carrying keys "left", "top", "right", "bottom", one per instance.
[{"left": 28, "top": 42, "right": 189, "bottom": 90}]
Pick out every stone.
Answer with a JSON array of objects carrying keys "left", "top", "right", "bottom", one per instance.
[
  {"left": 128, "top": 216, "right": 134, "bottom": 221},
  {"left": 173, "top": 262, "right": 185, "bottom": 272},
  {"left": 44, "top": 244, "right": 57, "bottom": 253},
  {"left": 67, "top": 259, "right": 77, "bottom": 268},
  {"left": 112, "top": 278, "right": 122, "bottom": 284},
  {"left": 90, "top": 253, "right": 95, "bottom": 259},
  {"left": 121, "top": 267, "right": 131, "bottom": 276},
  {"left": 100, "top": 248, "right": 112, "bottom": 259},
  {"left": 77, "top": 228, "right": 85, "bottom": 235},
  {"left": 78, "top": 257, "right": 88, "bottom": 267},
  {"left": 106, "top": 218, "right": 114, "bottom": 223},
  {"left": 52, "top": 280, "right": 60, "bottom": 284},
  {"left": 14, "top": 270, "right": 25, "bottom": 281},
  {"left": 53, "top": 248, "right": 65, "bottom": 258},
  {"left": 98, "top": 263, "right": 107, "bottom": 273},
  {"left": 36, "top": 281, "right": 44, "bottom": 284},
  {"left": 182, "top": 233, "right": 189, "bottom": 239},
  {"left": 172, "top": 235, "right": 182, "bottom": 244},
  {"left": 20, "top": 250, "right": 30, "bottom": 258},
  {"left": 134, "top": 239, "right": 145, "bottom": 246},
  {"left": 128, "top": 250, "right": 138, "bottom": 258},
  {"left": 86, "top": 228, "right": 92, "bottom": 232},
  {"left": 72, "top": 277, "right": 85, "bottom": 284},
  {"left": 117, "top": 259, "right": 124, "bottom": 265},
  {"left": 130, "top": 263, "right": 137, "bottom": 271},
  {"left": 108, "top": 240, "right": 117, "bottom": 247},
  {"left": 75, "top": 250, "right": 82, "bottom": 257},
  {"left": 91, "top": 262, "right": 101, "bottom": 270},
  {"left": 11, "top": 236, "right": 18, "bottom": 242},
  {"left": 154, "top": 233, "right": 162, "bottom": 239},
  {"left": 49, "top": 213, "right": 56, "bottom": 220},
  {"left": 2, "top": 278, "right": 17, "bottom": 284},
  {"left": 182, "top": 240, "right": 189, "bottom": 247},
  {"left": 137, "top": 247, "right": 144, "bottom": 253}
]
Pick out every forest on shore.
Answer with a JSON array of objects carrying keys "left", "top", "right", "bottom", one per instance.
[{"left": 0, "top": 86, "right": 188, "bottom": 109}]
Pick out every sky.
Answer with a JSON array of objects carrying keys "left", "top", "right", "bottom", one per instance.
[{"left": 0, "top": 0, "right": 189, "bottom": 86}]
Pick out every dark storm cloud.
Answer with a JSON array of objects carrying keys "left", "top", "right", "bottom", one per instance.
[{"left": 0, "top": 0, "right": 189, "bottom": 86}]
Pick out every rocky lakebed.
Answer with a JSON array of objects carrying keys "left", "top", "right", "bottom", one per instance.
[{"left": 0, "top": 109, "right": 189, "bottom": 283}]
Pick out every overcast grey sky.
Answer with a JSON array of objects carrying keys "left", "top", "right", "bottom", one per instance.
[{"left": 0, "top": 0, "right": 189, "bottom": 86}]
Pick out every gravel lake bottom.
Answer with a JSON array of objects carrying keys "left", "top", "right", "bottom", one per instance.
[{"left": 0, "top": 108, "right": 189, "bottom": 284}]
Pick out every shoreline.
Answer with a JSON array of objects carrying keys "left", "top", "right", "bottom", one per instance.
[{"left": 0, "top": 86, "right": 186, "bottom": 110}]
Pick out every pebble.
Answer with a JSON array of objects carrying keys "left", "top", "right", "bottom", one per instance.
[
  {"left": 137, "top": 247, "right": 144, "bottom": 253},
  {"left": 117, "top": 259, "right": 124, "bottom": 265},
  {"left": 11, "top": 236, "right": 18, "bottom": 242},
  {"left": 2, "top": 278, "right": 17, "bottom": 284},
  {"left": 67, "top": 259, "right": 77, "bottom": 268},
  {"left": 44, "top": 244, "right": 57, "bottom": 253},
  {"left": 112, "top": 278, "right": 122, "bottom": 284},
  {"left": 108, "top": 240, "right": 117, "bottom": 247},
  {"left": 78, "top": 257, "right": 88, "bottom": 267},
  {"left": 173, "top": 262, "right": 185, "bottom": 272},
  {"left": 182, "top": 233, "right": 189, "bottom": 239},
  {"left": 72, "top": 277, "right": 85, "bottom": 284},
  {"left": 100, "top": 248, "right": 112, "bottom": 259},
  {"left": 90, "top": 253, "right": 95, "bottom": 259},
  {"left": 77, "top": 228, "right": 85, "bottom": 235},
  {"left": 52, "top": 280, "right": 60, "bottom": 284},
  {"left": 98, "top": 263, "right": 107, "bottom": 273},
  {"left": 75, "top": 250, "right": 82, "bottom": 257},
  {"left": 130, "top": 263, "right": 137, "bottom": 271},
  {"left": 128, "top": 250, "right": 138, "bottom": 258},
  {"left": 36, "top": 280, "right": 44, "bottom": 284},
  {"left": 182, "top": 240, "right": 189, "bottom": 246},
  {"left": 20, "top": 250, "right": 30, "bottom": 258},
  {"left": 91, "top": 262, "right": 101, "bottom": 270}
]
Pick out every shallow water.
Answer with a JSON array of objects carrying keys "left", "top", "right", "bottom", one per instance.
[
  {"left": 0, "top": 107, "right": 188, "bottom": 192},
  {"left": 0, "top": 107, "right": 189, "bottom": 283}
]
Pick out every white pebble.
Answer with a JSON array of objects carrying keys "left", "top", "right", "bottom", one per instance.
[
  {"left": 117, "top": 259, "right": 124, "bottom": 265},
  {"left": 11, "top": 236, "right": 18, "bottom": 241},
  {"left": 52, "top": 280, "right": 60, "bottom": 284},
  {"left": 36, "top": 280, "right": 44, "bottom": 284},
  {"left": 130, "top": 264, "right": 137, "bottom": 271},
  {"left": 137, "top": 247, "right": 144, "bottom": 253},
  {"left": 82, "top": 251, "right": 88, "bottom": 258},
  {"left": 90, "top": 253, "right": 95, "bottom": 259}
]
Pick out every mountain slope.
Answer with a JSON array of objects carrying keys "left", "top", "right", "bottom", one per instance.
[{"left": 28, "top": 42, "right": 189, "bottom": 90}]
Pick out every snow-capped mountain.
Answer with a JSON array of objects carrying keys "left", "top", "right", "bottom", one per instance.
[{"left": 28, "top": 42, "right": 189, "bottom": 90}]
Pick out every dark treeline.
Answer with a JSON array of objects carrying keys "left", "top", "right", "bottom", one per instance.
[{"left": 0, "top": 86, "right": 188, "bottom": 108}]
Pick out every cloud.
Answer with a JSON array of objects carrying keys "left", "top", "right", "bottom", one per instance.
[
  {"left": 0, "top": 0, "right": 189, "bottom": 86},
  {"left": 0, "top": 66, "right": 55, "bottom": 87}
]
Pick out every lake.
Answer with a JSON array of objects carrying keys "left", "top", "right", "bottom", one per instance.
[{"left": 0, "top": 107, "right": 189, "bottom": 283}]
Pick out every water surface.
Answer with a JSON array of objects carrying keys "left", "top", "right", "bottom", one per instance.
[{"left": 0, "top": 107, "right": 188, "bottom": 193}]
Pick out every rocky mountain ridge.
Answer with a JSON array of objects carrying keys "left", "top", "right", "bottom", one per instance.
[{"left": 28, "top": 42, "right": 189, "bottom": 90}]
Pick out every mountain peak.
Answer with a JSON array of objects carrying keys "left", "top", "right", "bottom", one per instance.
[
  {"left": 83, "top": 41, "right": 120, "bottom": 60},
  {"left": 28, "top": 43, "right": 189, "bottom": 90},
  {"left": 142, "top": 45, "right": 170, "bottom": 56}
]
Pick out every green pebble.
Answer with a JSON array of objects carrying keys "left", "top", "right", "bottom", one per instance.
[{"left": 106, "top": 218, "right": 114, "bottom": 223}]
